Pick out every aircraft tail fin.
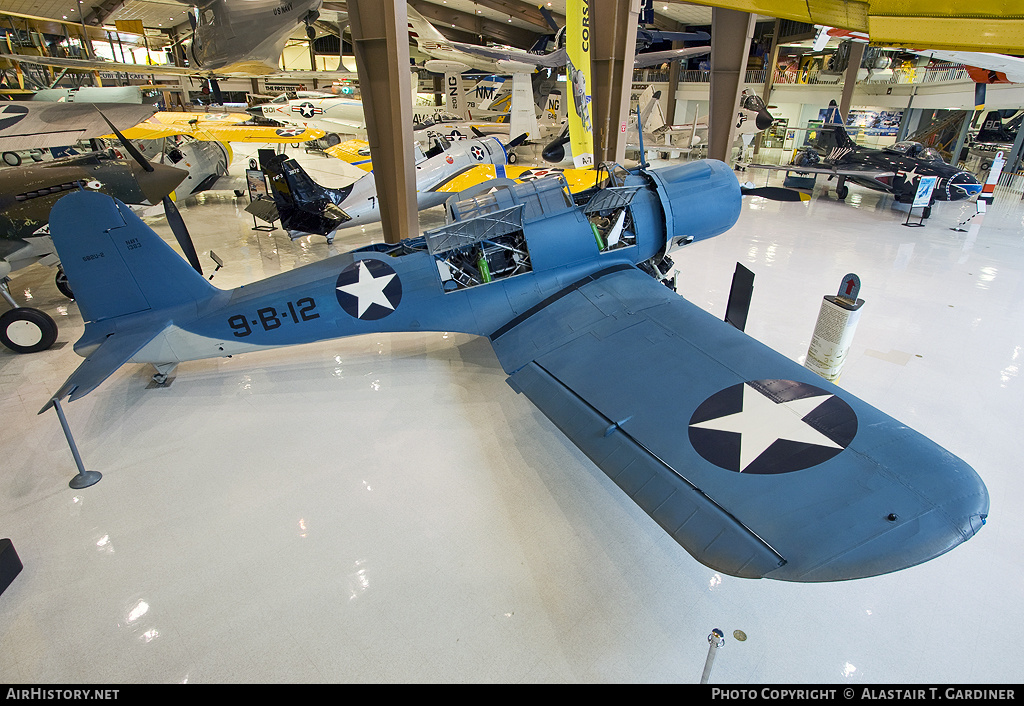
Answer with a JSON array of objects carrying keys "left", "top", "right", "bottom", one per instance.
[
  {"left": 48, "top": 190, "right": 217, "bottom": 324},
  {"left": 811, "top": 99, "right": 856, "bottom": 152},
  {"left": 509, "top": 73, "right": 539, "bottom": 141},
  {"left": 638, "top": 86, "right": 666, "bottom": 134},
  {"left": 405, "top": 4, "right": 448, "bottom": 46},
  {"left": 260, "top": 152, "right": 353, "bottom": 236},
  {"left": 975, "top": 111, "right": 1008, "bottom": 143},
  {"left": 41, "top": 189, "right": 218, "bottom": 409}
]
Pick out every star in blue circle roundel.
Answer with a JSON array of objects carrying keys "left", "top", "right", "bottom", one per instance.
[
  {"left": 688, "top": 379, "right": 857, "bottom": 474},
  {"left": 335, "top": 259, "right": 402, "bottom": 320},
  {"left": 0, "top": 104, "right": 28, "bottom": 131}
]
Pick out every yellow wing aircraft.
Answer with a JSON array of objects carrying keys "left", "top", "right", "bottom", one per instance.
[
  {"left": 325, "top": 138, "right": 602, "bottom": 194},
  {"left": 114, "top": 112, "right": 325, "bottom": 144}
]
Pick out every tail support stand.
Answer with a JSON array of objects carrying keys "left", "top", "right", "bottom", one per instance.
[
  {"left": 52, "top": 398, "right": 101, "bottom": 489},
  {"left": 699, "top": 628, "right": 725, "bottom": 684}
]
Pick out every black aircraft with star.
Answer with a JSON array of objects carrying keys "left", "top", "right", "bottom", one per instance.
[{"left": 748, "top": 101, "right": 983, "bottom": 203}]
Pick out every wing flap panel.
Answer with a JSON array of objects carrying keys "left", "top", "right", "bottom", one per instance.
[
  {"left": 510, "top": 360, "right": 787, "bottom": 579},
  {"left": 493, "top": 267, "right": 988, "bottom": 581}
]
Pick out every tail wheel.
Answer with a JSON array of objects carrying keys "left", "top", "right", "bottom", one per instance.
[
  {"left": 55, "top": 267, "right": 74, "bottom": 300},
  {"left": 0, "top": 308, "right": 58, "bottom": 354},
  {"left": 836, "top": 184, "right": 849, "bottom": 200}
]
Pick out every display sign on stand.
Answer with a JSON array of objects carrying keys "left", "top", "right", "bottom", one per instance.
[
  {"left": 244, "top": 168, "right": 279, "bottom": 232},
  {"left": 903, "top": 175, "right": 937, "bottom": 227}
]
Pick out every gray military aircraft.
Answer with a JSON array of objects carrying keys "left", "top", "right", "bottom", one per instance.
[
  {"left": 0, "top": 0, "right": 325, "bottom": 79},
  {"left": 41, "top": 158, "right": 988, "bottom": 583}
]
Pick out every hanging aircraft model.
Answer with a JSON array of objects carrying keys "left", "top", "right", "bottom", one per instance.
[
  {"left": 406, "top": 4, "right": 568, "bottom": 75},
  {"left": 0, "top": 146, "right": 187, "bottom": 353},
  {"left": 0, "top": 0, "right": 336, "bottom": 81},
  {"left": 42, "top": 156, "right": 989, "bottom": 583},
  {"left": 746, "top": 101, "right": 982, "bottom": 201}
]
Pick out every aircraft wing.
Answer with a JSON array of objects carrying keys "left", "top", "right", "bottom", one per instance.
[
  {"left": 0, "top": 51, "right": 202, "bottom": 77},
  {"left": 325, "top": 139, "right": 374, "bottom": 171},
  {"left": 0, "top": 102, "right": 155, "bottom": 150},
  {"left": 910, "top": 50, "right": 1024, "bottom": 83},
  {"left": 488, "top": 266, "right": 987, "bottom": 581},
  {"left": 429, "top": 165, "right": 602, "bottom": 195},
  {"left": 633, "top": 45, "right": 711, "bottom": 69},
  {"left": 745, "top": 163, "right": 896, "bottom": 179},
  {"left": 115, "top": 115, "right": 325, "bottom": 143},
  {"left": 448, "top": 43, "right": 568, "bottom": 69}
]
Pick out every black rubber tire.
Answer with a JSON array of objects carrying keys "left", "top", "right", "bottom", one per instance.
[
  {"left": 0, "top": 308, "right": 58, "bottom": 353},
  {"left": 2, "top": 151, "right": 21, "bottom": 167},
  {"left": 836, "top": 184, "right": 849, "bottom": 200},
  {"left": 507, "top": 151, "right": 518, "bottom": 164},
  {"left": 55, "top": 267, "right": 74, "bottom": 299}
]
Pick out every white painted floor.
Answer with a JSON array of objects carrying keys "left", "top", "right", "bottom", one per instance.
[{"left": 0, "top": 142, "right": 1020, "bottom": 684}]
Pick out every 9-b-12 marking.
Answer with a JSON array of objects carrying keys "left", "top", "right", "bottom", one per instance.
[{"left": 228, "top": 297, "right": 319, "bottom": 337}]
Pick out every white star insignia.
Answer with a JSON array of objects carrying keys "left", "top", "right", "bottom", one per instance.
[
  {"left": 690, "top": 385, "right": 841, "bottom": 472},
  {"left": 337, "top": 261, "right": 396, "bottom": 318}
]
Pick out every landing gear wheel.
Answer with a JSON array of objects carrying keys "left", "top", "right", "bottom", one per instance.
[
  {"left": 306, "top": 25, "right": 315, "bottom": 41},
  {"left": 835, "top": 184, "right": 849, "bottom": 200},
  {"left": 507, "top": 151, "right": 518, "bottom": 164},
  {"left": 0, "top": 308, "right": 58, "bottom": 353},
  {"left": 55, "top": 268, "right": 74, "bottom": 299}
]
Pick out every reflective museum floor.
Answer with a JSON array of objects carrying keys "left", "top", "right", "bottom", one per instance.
[{"left": 1, "top": 142, "right": 1020, "bottom": 683}]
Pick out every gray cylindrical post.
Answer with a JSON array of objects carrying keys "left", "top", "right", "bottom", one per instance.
[
  {"left": 700, "top": 628, "right": 725, "bottom": 684},
  {"left": 52, "top": 398, "right": 102, "bottom": 489}
]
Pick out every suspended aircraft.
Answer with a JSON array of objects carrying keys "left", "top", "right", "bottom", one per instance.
[
  {"left": 0, "top": 145, "right": 187, "bottom": 353},
  {"left": 746, "top": 101, "right": 982, "bottom": 202},
  {"left": 42, "top": 157, "right": 988, "bottom": 583},
  {"left": 0, "top": 0, "right": 342, "bottom": 82},
  {"left": 405, "top": 4, "right": 568, "bottom": 76}
]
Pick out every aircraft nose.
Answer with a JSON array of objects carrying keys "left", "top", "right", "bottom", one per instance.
[
  {"left": 246, "top": 105, "right": 266, "bottom": 120},
  {"left": 134, "top": 162, "right": 188, "bottom": 205},
  {"left": 756, "top": 109, "right": 774, "bottom": 131},
  {"left": 950, "top": 171, "right": 983, "bottom": 198}
]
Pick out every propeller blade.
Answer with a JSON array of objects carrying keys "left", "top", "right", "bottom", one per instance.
[
  {"left": 505, "top": 132, "right": 529, "bottom": 149},
  {"left": 94, "top": 107, "right": 153, "bottom": 173},
  {"left": 539, "top": 5, "right": 559, "bottom": 32},
  {"left": 741, "top": 186, "right": 810, "bottom": 202},
  {"left": 210, "top": 78, "right": 223, "bottom": 106},
  {"left": 470, "top": 126, "right": 486, "bottom": 138},
  {"left": 162, "top": 195, "right": 203, "bottom": 274}
]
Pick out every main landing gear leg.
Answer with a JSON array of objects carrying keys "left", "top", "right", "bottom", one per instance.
[{"left": 151, "top": 363, "right": 178, "bottom": 386}]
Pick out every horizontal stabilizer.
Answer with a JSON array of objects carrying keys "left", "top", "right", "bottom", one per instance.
[{"left": 39, "top": 324, "right": 168, "bottom": 413}]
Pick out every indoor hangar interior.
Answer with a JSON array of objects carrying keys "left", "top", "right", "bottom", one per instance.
[{"left": 0, "top": 0, "right": 1020, "bottom": 685}]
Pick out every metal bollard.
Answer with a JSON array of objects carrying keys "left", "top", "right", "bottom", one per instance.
[{"left": 700, "top": 628, "right": 725, "bottom": 684}]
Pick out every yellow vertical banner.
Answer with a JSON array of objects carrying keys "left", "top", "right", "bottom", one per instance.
[{"left": 566, "top": 0, "right": 594, "bottom": 168}]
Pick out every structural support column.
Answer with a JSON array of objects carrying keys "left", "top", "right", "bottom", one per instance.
[
  {"left": 708, "top": 8, "right": 755, "bottom": 163},
  {"left": 753, "top": 18, "right": 780, "bottom": 157},
  {"left": 348, "top": 0, "right": 418, "bottom": 244},
  {"left": 838, "top": 41, "right": 866, "bottom": 121},
  {"left": 590, "top": 0, "right": 640, "bottom": 166}
]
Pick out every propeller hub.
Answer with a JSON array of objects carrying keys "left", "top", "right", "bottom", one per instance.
[{"left": 134, "top": 162, "right": 188, "bottom": 206}]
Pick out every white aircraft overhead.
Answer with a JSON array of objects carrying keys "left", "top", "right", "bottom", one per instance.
[{"left": 406, "top": 4, "right": 566, "bottom": 75}]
